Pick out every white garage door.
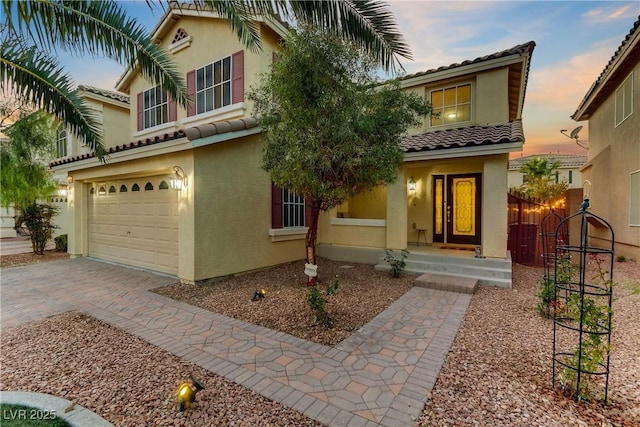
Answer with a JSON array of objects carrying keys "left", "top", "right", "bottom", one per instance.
[{"left": 88, "top": 176, "right": 179, "bottom": 275}]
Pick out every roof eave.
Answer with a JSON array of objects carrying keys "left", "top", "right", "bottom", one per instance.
[{"left": 404, "top": 141, "right": 523, "bottom": 162}]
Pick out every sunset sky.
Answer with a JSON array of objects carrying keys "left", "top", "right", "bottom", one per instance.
[{"left": 59, "top": 1, "right": 639, "bottom": 158}]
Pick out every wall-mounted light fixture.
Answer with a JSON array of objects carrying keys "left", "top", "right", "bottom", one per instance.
[
  {"left": 408, "top": 176, "right": 417, "bottom": 192},
  {"left": 66, "top": 176, "right": 74, "bottom": 184},
  {"left": 58, "top": 182, "right": 68, "bottom": 197},
  {"left": 170, "top": 166, "right": 187, "bottom": 190}
]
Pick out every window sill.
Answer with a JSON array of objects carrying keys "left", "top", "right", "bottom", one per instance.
[
  {"left": 133, "top": 121, "right": 178, "bottom": 140},
  {"left": 181, "top": 103, "right": 246, "bottom": 128},
  {"left": 269, "top": 227, "right": 308, "bottom": 242},
  {"left": 330, "top": 218, "right": 386, "bottom": 227}
]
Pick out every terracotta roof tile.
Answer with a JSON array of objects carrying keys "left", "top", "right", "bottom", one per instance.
[
  {"left": 77, "top": 85, "right": 129, "bottom": 104},
  {"left": 401, "top": 41, "right": 536, "bottom": 81},
  {"left": 508, "top": 154, "right": 587, "bottom": 170},
  {"left": 400, "top": 120, "right": 524, "bottom": 153},
  {"left": 184, "top": 117, "right": 259, "bottom": 140}
]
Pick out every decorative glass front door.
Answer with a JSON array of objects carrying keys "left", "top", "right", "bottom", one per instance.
[{"left": 432, "top": 173, "right": 482, "bottom": 245}]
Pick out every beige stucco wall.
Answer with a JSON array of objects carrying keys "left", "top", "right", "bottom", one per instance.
[
  {"left": 475, "top": 68, "right": 509, "bottom": 125},
  {"left": 581, "top": 66, "right": 640, "bottom": 260},
  {"left": 192, "top": 134, "right": 304, "bottom": 281},
  {"left": 126, "top": 17, "right": 280, "bottom": 140}
]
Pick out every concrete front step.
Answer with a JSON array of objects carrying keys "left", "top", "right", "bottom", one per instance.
[
  {"left": 415, "top": 273, "right": 478, "bottom": 294},
  {"left": 375, "top": 251, "right": 513, "bottom": 288}
]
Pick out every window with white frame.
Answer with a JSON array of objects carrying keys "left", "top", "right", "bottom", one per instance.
[
  {"left": 56, "top": 129, "right": 67, "bottom": 158},
  {"left": 196, "top": 56, "right": 232, "bottom": 114},
  {"left": 283, "top": 188, "right": 306, "bottom": 228},
  {"left": 615, "top": 72, "right": 633, "bottom": 127},
  {"left": 631, "top": 170, "right": 640, "bottom": 226},
  {"left": 430, "top": 83, "right": 471, "bottom": 127},
  {"left": 142, "top": 85, "right": 169, "bottom": 128}
]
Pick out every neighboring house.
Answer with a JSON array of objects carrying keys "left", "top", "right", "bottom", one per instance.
[
  {"left": 571, "top": 17, "right": 640, "bottom": 261},
  {"left": 507, "top": 153, "right": 587, "bottom": 190},
  {"left": 50, "top": 2, "right": 535, "bottom": 285},
  {"left": 0, "top": 134, "right": 17, "bottom": 238}
]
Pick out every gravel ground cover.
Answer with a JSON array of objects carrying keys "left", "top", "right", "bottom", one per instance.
[
  {"left": 1, "top": 250, "right": 69, "bottom": 268},
  {"left": 153, "top": 258, "right": 419, "bottom": 346},
  {"left": 1, "top": 253, "right": 638, "bottom": 426}
]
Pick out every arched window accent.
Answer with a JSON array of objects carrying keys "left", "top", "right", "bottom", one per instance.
[
  {"left": 120, "top": 184, "right": 128, "bottom": 193},
  {"left": 109, "top": 185, "right": 116, "bottom": 194},
  {"left": 98, "top": 186, "right": 107, "bottom": 196},
  {"left": 90, "top": 187, "right": 95, "bottom": 195},
  {"left": 159, "top": 180, "right": 169, "bottom": 190},
  {"left": 132, "top": 183, "right": 140, "bottom": 192},
  {"left": 144, "top": 182, "right": 153, "bottom": 191}
]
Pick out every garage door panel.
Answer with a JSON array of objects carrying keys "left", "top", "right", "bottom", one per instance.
[{"left": 88, "top": 177, "right": 178, "bottom": 275}]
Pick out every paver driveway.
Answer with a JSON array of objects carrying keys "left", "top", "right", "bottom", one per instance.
[{"left": 1, "top": 258, "right": 471, "bottom": 426}]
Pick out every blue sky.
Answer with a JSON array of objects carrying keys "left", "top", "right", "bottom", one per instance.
[{"left": 59, "top": 1, "right": 639, "bottom": 157}]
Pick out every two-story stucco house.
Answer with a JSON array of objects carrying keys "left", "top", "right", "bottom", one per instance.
[
  {"left": 507, "top": 153, "right": 587, "bottom": 190},
  {"left": 571, "top": 17, "right": 639, "bottom": 260},
  {"left": 51, "top": 2, "right": 535, "bottom": 286}
]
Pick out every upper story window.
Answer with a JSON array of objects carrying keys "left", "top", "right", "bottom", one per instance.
[
  {"left": 186, "top": 50, "right": 244, "bottom": 118},
  {"left": 430, "top": 83, "right": 471, "bottom": 127},
  {"left": 56, "top": 129, "right": 67, "bottom": 158},
  {"left": 615, "top": 72, "right": 633, "bottom": 127},
  {"left": 136, "top": 86, "right": 176, "bottom": 132},
  {"left": 196, "top": 56, "right": 232, "bottom": 114},
  {"left": 143, "top": 86, "right": 168, "bottom": 128}
]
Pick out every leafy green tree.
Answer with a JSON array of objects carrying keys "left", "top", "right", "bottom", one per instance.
[
  {"left": 1, "top": 110, "right": 59, "bottom": 253},
  {"left": 249, "top": 28, "right": 430, "bottom": 282},
  {"left": 519, "top": 157, "right": 568, "bottom": 201},
  {"left": 2, "top": 0, "right": 411, "bottom": 160}
]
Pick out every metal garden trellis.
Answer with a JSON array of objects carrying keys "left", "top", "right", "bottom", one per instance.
[{"left": 551, "top": 198, "right": 614, "bottom": 402}]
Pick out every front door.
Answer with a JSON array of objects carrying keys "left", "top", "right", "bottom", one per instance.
[{"left": 432, "top": 173, "right": 482, "bottom": 245}]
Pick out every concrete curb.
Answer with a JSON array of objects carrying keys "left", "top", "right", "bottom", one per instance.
[{"left": 1, "top": 391, "right": 114, "bottom": 427}]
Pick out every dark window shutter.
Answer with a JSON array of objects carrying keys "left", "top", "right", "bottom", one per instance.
[
  {"left": 271, "top": 182, "right": 283, "bottom": 229},
  {"left": 137, "top": 92, "right": 144, "bottom": 131},
  {"left": 232, "top": 50, "right": 244, "bottom": 104},
  {"left": 186, "top": 70, "right": 196, "bottom": 116},
  {"left": 168, "top": 96, "right": 177, "bottom": 122}
]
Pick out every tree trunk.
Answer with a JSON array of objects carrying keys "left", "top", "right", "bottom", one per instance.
[{"left": 305, "top": 199, "right": 322, "bottom": 286}]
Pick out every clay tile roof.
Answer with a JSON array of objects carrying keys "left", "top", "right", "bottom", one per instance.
[
  {"left": 77, "top": 85, "right": 129, "bottom": 104},
  {"left": 400, "top": 41, "right": 536, "bottom": 81},
  {"left": 508, "top": 154, "right": 587, "bottom": 170},
  {"left": 400, "top": 120, "right": 524, "bottom": 153},
  {"left": 184, "top": 117, "right": 260, "bottom": 141}
]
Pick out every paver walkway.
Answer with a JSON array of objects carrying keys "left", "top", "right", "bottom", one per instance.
[{"left": 1, "top": 259, "right": 472, "bottom": 427}]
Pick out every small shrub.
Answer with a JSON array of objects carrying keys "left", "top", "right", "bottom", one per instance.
[
  {"left": 22, "top": 203, "right": 58, "bottom": 255},
  {"left": 536, "top": 277, "right": 556, "bottom": 318},
  {"left": 616, "top": 254, "right": 626, "bottom": 262},
  {"left": 54, "top": 234, "right": 68, "bottom": 252},
  {"left": 307, "top": 278, "right": 339, "bottom": 328},
  {"left": 384, "top": 249, "right": 409, "bottom": 278}
]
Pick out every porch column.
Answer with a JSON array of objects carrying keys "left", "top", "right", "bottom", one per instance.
[
  {"left": 386, "top": 167, "right": 408, "bottom": 249},
  {"left": 178, "top": 158, "right": 196, "bottom": 284},
  {"left": 67, "top": 180, "right": 88, "bottom": 257},
  {"left": 483, "top": 155, "right": 508, "bottom": 258}
]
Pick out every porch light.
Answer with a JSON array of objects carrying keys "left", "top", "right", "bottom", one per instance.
[
  {"left": 176, "top": 373, "right": 205, "bottom": 412},
  {"left": 58, "top": 182, "right": 68, "bottom": 197},
  {"left": 408, "top": 176, "right": 417, "bottom": 192},
  {"left": 66, "top": 176, "right": 74, "bottom": 184},
  {"left": 171, "top": 166, "right": 187, "bottom": 190}
]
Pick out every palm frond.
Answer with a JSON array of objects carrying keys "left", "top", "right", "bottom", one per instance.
[
  {"left": 190, "top": 0, "right": 266, "bottom": 53},
  {"left": 3, "top": 0, "right": 187, "bottom": 107},
  {"left": 0, "top": 40, "right": 106, "bottom": 160},
  {"left": 284, "top": 0, "right": 412, "bottom": 73}
]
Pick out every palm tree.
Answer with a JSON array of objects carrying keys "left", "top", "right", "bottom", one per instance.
[{"left": 1, "top": 0, "right": 411, "bottom": 160}]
